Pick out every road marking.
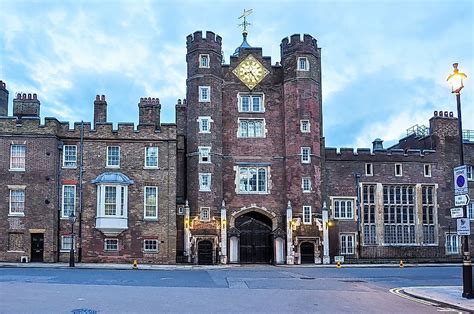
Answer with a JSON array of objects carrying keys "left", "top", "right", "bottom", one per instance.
[{"left": 389, "top": 288, "right": 438, "bottom": 306}]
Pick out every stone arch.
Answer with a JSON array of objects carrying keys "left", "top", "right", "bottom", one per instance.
[{"left": 229, "top": 206, "right": 278, "bottom": 230}]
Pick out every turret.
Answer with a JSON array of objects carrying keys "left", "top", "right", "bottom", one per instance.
[
  {"left": 93, "top": 95, "right": 107, "bottom": 126},
  {"left": 0, "top": 80, "right": 8, "bottom": 116},
  {"left": 138, "top": 97, "right": 161, "bottom": 129},
  {"left": 13, "top": 93, "right": 40, "bottom": 118}
]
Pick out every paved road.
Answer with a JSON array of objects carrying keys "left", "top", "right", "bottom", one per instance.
[{"left": 0, "top": 265, "right": 467, "bottom": 313}]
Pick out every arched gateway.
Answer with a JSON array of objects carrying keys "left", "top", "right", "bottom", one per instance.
[{"left": 235, "top": 211, "right": 273, "bottom": 263}]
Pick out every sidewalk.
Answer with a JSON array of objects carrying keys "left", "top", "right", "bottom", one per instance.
[{"left": 401, "top": 286, "right": 474, "bottom": 312}]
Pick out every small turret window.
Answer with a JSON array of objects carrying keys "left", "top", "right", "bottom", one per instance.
[
  {"left": 199, "top": 86, "right": 210, "bottom": 102},
  {"left": 199, "top": 54, "right": 210, "bottom": 68},
  {"left": 298, "top": 57, "right": 309, "bottom": 71}
]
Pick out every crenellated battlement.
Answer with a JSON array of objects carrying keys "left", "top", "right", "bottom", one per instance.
[
  {"left": 0, "top": 116, "right": 176, "bottom": 140},
  {"left": 186, "top": 30, "right": 222, "bottom": 53},
  {"left": 0, "top": 80, "right": 6, "bottom": 89},
  {"left": 324, "top": 147, "right": 437, "bottom": 161},
  {"left": 281, "top": 33, "right": 318, "bottom": 58}
]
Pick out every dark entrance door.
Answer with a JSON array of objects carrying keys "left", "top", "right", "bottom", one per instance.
[
  {"left": 30, "top": 234, "right": 44, "bottom": 262},
  {"left": 237, "top": 212, "right": 272, "bottom": 264},
  {"left": 300, "top": 242, "right": 314, "bottom": 264},
  {"left": 197, "top": 240, "right": 213, "bottom": 265}
]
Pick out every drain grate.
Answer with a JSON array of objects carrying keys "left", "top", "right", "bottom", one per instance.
[{"left": 72, "top": 309, "right": 98, "bottom": 314}]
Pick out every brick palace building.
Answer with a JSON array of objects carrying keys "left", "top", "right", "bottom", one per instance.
[{"left": 0, "top": 29, "right": 473, "bottom": 264}]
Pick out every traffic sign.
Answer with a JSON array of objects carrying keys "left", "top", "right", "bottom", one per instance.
[
  {"left": 450, "top": 207, "right": 464, "bottom": 218},
  {"left": 453, "top": 166, "right": 468, "bottom": 196},
  {"left": 457, "top": 218, "right": 471, "bottom": 236},
  {"left": 455, "top": 194, "right": 471, "bottom": 206}
]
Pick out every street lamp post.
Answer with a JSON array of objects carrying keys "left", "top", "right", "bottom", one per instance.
[
  {"left": 447, "top": 63, "right": 472, "bottom": 299},
  {"left": 69, "top": 212, "right": 76, "bottom": 267}
]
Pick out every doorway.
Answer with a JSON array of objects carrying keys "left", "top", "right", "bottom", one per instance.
[
  {"left": 30, "top": 234, "right": 44, "bottom": 262},
  {"left": 197, "top": 240, "right": 213, "bottom": 265},
  {"left": 300, "top": 242, "right": 315, "bottom": 264},
  {"left": 236, "top": 212, "right": 273, "bottom": 263}
]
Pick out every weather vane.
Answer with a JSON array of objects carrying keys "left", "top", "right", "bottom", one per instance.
[{"left": 238, "top": 9, "right": 253, "bottom": 35}]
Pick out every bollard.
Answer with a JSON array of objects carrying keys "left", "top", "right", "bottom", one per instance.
[
  {"left": 336, "top": 261, "right": 341, "bottom": 269},
  {"left": 133, "top": 259, "right": 138, "bottom": 270},
  {"left": 399, "top": 259, "right": 404, "bottom": 268}
]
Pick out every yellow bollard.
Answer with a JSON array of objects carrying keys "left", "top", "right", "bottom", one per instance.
[
  {"left": 336, "top": 261, "right": 341, "bottom": 269},
  {"left": 399, "top": 259, "right": 404, "bottom": 268},
  {"left": 133, "top": 259, "right": 138, "bottom": 270}
]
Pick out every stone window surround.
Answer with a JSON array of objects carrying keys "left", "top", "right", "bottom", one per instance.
[
  {"left": 302, "top": 177, "right": 311, "bottom": 193},
  {"left": 445, "top": 233, "right": 460, "bottom": 255},
  {"left": 237, "top": 92, "right": 265, "bottom": 113},
  {"left": 144, "top": 186, "right": 158, "bottom": 220},
  {"left": 297, "top": 56, "right": 310, "bottom": 71},
  {"left": 235, "top": 165, "right": 270, "bottom": 194},
  {"left": 197, "top": 116, "right": 213, "bottom": 133},
  {"left": 423, "top": 164, "right": 432, "bottom": 177},
  {"left": 300, "top": 120, "right": 310, "bottom": 133},
  {"left": 302, "top": 205, "right": 312, "bottom": 224},
  {"left": 199, "top": 173, "right": 212, "bottom": 192},
  {"left": 301, "top": 147, "right": 311, "bottom": 164},
  {"left": 144, "top": 146, "right": 159, "bottom": 169},
  {"left": 10, "top": 143, "right": 26, "bottom": 171},
  {"left": 8, "top": 185, "right": 26, "bottom": 217},
  {"left": 395, "top": 163, "right": 403, "bottom": 177},
  {"left": 237, "top": 118, "right": 267, "bottom": 138},
  {"left": 340, "top": 233, "right": 356, "bottom": 255},
  {"left": 63, "top": 144, "right": 77, "bottom": 168},
  {"left": 365, "top": 163, "right": 373, "bottom": 176},
  {"left": 330, "top": 197, "right": 356, "bottom": 220},
  {"left": 360, "top": 183, "right": 439, "bottom": 247},
  {"left": 200, "top": 207, "right": 211, "bottom": 222},
  {"left": 199, "top": 54, "right": 210, "bottom": 68},
  {"left": 198, "top": 146, "right": 211, "bottom": 163},
  {"left": 143, "top": 239, "right": 159, "bottom": 253},
  {"left": 60, "top": 235, "right": 75, "bottom": 252},
  {"left": 199, "top": 86, "right": 210, "bottom": 102},
  {"left": 106, "top": 146, "right": 121, "bottom": 168},
  {"left": 61, "top": 185, "right": 76, "bottom": 219},
  {"left": 104, "top": 238, "right": 119, "bottom": 251}
]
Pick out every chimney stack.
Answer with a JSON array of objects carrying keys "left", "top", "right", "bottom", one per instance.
[
  {"left": 0, "top": 80, "right": 8, "bottom": 116},
  {"left": 13, "top": 92, "right": 40, "bottom": 118},
  {"left": 138, "top": 97, "right": 161, "bottom": 129},
  {"left": 94, "top": 95, "right": 107, "bottom": 126}
]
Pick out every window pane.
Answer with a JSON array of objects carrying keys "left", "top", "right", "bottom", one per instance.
[
  {"left": 105, "top": 186, "right": 117, "bottom": 215},
  {"left": 252, "top": 96, "right": 261, "bottom": 111},
  {"left": 241, "top": 96, "right": 250, "bottom": 111},
  {"left": 107, "top": 147, "right": 120, "bottom": 166}
]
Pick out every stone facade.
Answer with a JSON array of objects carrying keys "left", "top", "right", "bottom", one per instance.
[{"left": 0, "top": 93, "right": 177, "bottom": 264}]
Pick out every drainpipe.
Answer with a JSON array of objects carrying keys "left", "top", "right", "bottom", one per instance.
[
  {"left": 78, "top": 121, "right": 84, "bottom": 262},
  {"left": 355, "top": 173, "right": 362, "bottom": 258},
  {"left": 56, "top": 141, "right": 63, "bottom": 262}
]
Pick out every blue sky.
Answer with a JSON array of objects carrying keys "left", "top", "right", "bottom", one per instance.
[{"left": 1, "top": 0, "right": 472, "bottom": 148}]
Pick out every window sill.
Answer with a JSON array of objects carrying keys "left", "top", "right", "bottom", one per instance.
[
  {"left": 302, "top": 191, "right": 312, "bottom": 193},
  {"left": 143, "top": 251, "right": 159, "bottom": 254},
  {"left": 198, "top": 100, "right": 210, "bottom": 103},
  {"left": 60, "top": 249, "right": 75, "bottom": 253},
  {"left": 237, "top": 192, "right": 270, "bottom": 195},
  {"left": 302, "top": 222, "right": 312, "bottom": 225},
  {"left": 7, "top": 250, "right": 25, "bottom": 253},
  {"left": 198, "top": 131, "right": 211, "bottom": 134},
  {"left": 334, "top": 218, "right": 355, "bottom": 221},
  {"left": 143, "top": 166, "right": 159, "bottom": 170},
  {"left": 144, "top": 218, "right": 159, "bottom": 221},
  {"left": 9, "top": 169, "right": 25, "bottom": 172},
  {"left": 199, "top": 189, "right": 211, "bottom": 192},
  {"left": 8, "top": 213, "right": 25, "bottom": 217},
  {"left": 62, "top": 166, "right": 77, "bottom": 170},
  {"left": 106, "top": 166, "right": 120, "bottom": 169}
]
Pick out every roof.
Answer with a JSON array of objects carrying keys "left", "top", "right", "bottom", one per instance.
[
  {"left": 233, "top": 33, "right": 252, "bottom": 57},
  {"left": 91, "top": 172, "right": 134, "bottom": 185}
]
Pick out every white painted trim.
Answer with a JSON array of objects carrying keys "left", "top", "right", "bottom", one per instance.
[
  {"left": 300, "top": 120, "right": 310, "bottom": 133},
  {"left": 339, "top": 232, "right": 356, "bottom": 255},
  {"left": 198, "top": 86, "right": 211, "bottom": 102},
  {"left": 144, "top": 146, "right": 159, "bottom": 168},
  {"left": 104, "top": 238, "right": 119, "bottom": 251},
  {"left": 144, "top": 186, "right": 159, "bottom": 219},
  {"left": 62, "top": 145, "right": 77, "bottom": 168},
  {"left": 143, "top": 239, "right": 159, "bottom": 253},
  {"left": 237, "top": 117, "right": 267, "bottom": 138},
  {"left": 106, "top": 146, "right": 121, "bottom": 168},
  {"left": 198, "top": 146, "right": 211, "bottom": 163},
  {"left": 330, "top": 197, "right": 356, "bottom": 220},
  {"left": 200, "top": 207, "right": 211, "bottom": 222},
  {"left": 10, "top": 144, "right": 26, "bottom": 171},
  {"left": 61, "top": 185, "right": 76, "bottom": 218},
  {"left": 302, "top": 205, "right": 312, "bottom": 224},
  {"left": 199, "top": 54, "right": 210, "bottom": 68},
  {"left": 395, "top": 163, "right": 403, "bottom": 177},
  {"left": 197, "top": 116, "right": 213, "bottom": 133},
  {"left": 301, "top": 147, "right": 311, "bottom": 164},
  {"left": 199, "top": 173, "right": 212, "bottom": 192},
  {"left": 297, "top": 57, "right": 310, "bottom": 71},
  {"left": 237, "top": 92, "right": 265, "bottom": 113},
  {"left": 302, "top": 177, "right": 312, "bottom": 193}
]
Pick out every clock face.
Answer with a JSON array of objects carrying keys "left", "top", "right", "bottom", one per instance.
[{"left": 232, "top": 54, "right": 269, "bottom": 90}]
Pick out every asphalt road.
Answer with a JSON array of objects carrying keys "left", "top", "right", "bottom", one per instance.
[{"left": 0, "top": 265, "right": 466, "bottom": 313}]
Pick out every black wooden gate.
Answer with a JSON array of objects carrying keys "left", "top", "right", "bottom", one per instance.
[
  {"left": 30, "top": 234, "right": 44, "bottom": 262},
  {"left": 237, "top": 212, "right": 272, "bottom": 264},
  {"left": 300, "top": 242, "right": 315, "bottom": 264},
  {"left": 197, "top": 240, "right": 213, "bottom": 265}
]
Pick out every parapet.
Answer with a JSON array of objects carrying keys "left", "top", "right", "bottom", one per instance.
[
  {"left": 281, "top": 34, "right": 318, "bottom": 58},
  {"left": 324, "top": 147, "right": 438, "bottom": 161},
  {"left": 0, "top": 80, "right": 6, "bottom": 90},
  {"left": 186, "top": 31, "right": 222, "bottom": 53},
  {"left": 139, "top": 97, "right": 160, "bottom": 106}
]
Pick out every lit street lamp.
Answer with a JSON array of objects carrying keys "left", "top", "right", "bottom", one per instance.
[
  {"left": 69, "top": 212, "right": 76, "bottom": 267},
  {"left": 447, "top": 63, "right": 472, "bottom": 299}
]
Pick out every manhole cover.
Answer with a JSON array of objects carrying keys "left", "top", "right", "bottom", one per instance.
[
  {"left": 339, "top": 280, "right": 366, "bottom": 283},
  {"left": 71, "top": 309, "right": 97, "bottom": 314},
  {"left": 300, "top": 277, "right": 315, "bottom": 280}
]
